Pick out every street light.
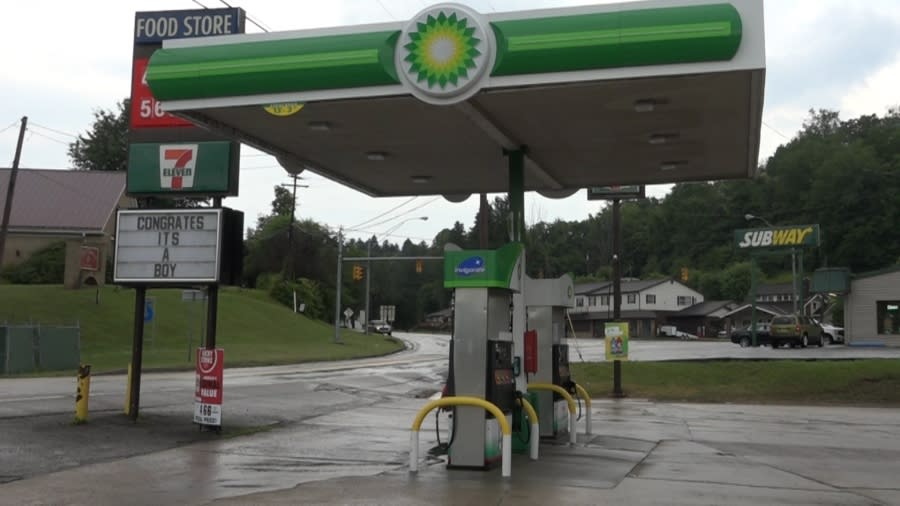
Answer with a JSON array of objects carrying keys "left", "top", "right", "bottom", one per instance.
[
  {"left": 744, "top": 213, "right": 773, "bottom": 227},
  {"left": 382, "top": 216, "right": 429, "bottom": 236},
  {"left": 364, "top": 216, "right": 429, "bottom": 334}
]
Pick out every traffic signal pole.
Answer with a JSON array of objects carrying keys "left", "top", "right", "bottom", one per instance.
[{"left": 365, "top": 239, "right": 372, "bottom": 335}]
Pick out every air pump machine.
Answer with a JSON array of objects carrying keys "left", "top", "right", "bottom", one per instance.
[{"left": 443, "top": 243, "right": 524, "bottom": 469}]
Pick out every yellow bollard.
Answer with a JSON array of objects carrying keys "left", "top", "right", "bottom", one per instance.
[
  {"left": 75, "top": 364, "right": 92, "bottom": 423},
  {"left": 124, "top": 363, "right": 132, "bottom": 416}
]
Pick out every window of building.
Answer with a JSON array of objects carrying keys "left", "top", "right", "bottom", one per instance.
[
  {"left": 645, "top": 294, "right": 656, "bottom": 304},
  {"left": 627, "top": 294, "right": 636, "bottom": 304},
  {"left": 877, "top": 301, "right": 900, "bottom": 334},
  {"left": 601, "top": 295, "right": 610, "bottom": 306},
  {"left": 677, "top": 296, "right": 692, "bottom": 306},
  {"left": 576, "top": 297, "right": 584, "bottom": 307},
  {"left": 589, "top": 296, "right": 598, "bottom": 306}
]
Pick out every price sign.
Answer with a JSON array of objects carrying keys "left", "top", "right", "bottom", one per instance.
[
  {"left": 130, "top": 58, "right": 193, "bottom": 129},
  {"left": 194, "top": 348, "right": 224, "bottom": 426}
]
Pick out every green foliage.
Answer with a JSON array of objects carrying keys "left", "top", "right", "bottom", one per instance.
[
  {"left": 0, "top": 285, "right": 402, "bottom": 373},
  {"left": 1, "top": 242, "right": 66, "bottom": 284},
  {"left": 268, "top": 276, "right": 326, "bottom": 320},
  {"left": 68, "top": 99, "right": 130, "bottom": 171}
]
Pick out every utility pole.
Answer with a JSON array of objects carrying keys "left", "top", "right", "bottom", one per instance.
[
  {"left": 478, "top": 193, "right": 489, "bottom": 248},
  {"left": 611, "top": 198, "right": 624, "bottom": 397},
  {"left": 333, "top": 228, "right": 344, "bottom": 344},
  {"left": 283, "top": 174, "right": 307, "bottom": 279},
  {"left": 365, "top": 238, "right": 373, "bottom": 335},
  {"left": 0, "top": 116, "right": 27, "bottom": 269}
]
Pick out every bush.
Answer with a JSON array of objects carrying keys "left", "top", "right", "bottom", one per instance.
[
  {"left": 266, "top": 275, "right": 326, "bottom": 321},
  {"left": 2, "top": 242, "right": 66, "bottom": 284}
]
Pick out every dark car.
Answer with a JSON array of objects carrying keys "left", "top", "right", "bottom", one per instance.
[{"left": 730, "top": 323, "right": 772, "bottom": 347}]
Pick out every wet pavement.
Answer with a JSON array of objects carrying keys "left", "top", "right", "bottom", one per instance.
[
  {"left": 2, "top": 332, "right": 900, "bottom": 505},
  {"left": 3, "top": 397, "right": 899, "bottom": 505}
]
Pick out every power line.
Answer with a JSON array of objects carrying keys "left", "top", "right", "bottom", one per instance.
[
  {"left": 191, "top": 0, "right": 209, "bottom": 8},
  {"left": 29, "top": 170, "right": 106, "bottom": 204},
  {"left": 374, "top": 0, "right": 396, "bottom": 19},
  {"left": 0, "top": 120, "right": 20, "bottom": 135},
  {"left": 763, "top": 121, "right": 790, "bottom": 140},
  {"left": 26, "top": 128, "right": 70, "bottom": 146},
  {"left": 218, "top": 0, "right": 270, "bottom": 32},
  {"left": 359, "top": 197, "right": 440, "bottom": 231},
  {"left": 349, "top": 196, "right": 418, "bottom": 229},
  {"left": 29, "top": 122, "right": 77, "bottom": 139}
]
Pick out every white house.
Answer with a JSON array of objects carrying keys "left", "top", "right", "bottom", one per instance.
[
  {"left": 569, "top": 278, "right": 704, "bottom": 337},
  {"left": 844, "top": 266, "right": 900, "bottom": 347}
]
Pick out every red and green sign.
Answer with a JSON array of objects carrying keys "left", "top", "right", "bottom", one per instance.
[{"left": 127, "top": 141, "right": 239, "bottom": 196}]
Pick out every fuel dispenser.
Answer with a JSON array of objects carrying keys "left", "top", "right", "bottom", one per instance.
[
  {"left": 524, "top": 274, "right": 576, "bottom": 438},
  {"left": 443, "top": 243, "right": 524, "bottom": 469}
]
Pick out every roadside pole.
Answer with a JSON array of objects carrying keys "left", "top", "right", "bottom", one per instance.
[
  {"left": 0, "top": 116, "right": 27, "bottom": 269},
  {"left": 333, "top": 228, "right": 344, "bottom": 344},
  {"left": 612, "top": 198, "right": 624, "bottom": 397},
  {"left": 128, "top": 287, "right": 146, "bottom": 421},
  {"left": 750, "top": 256, "right": 758, "bottom": 347},
  {"left": 365, "top": 238, "right": 372, "bottom": 335}
]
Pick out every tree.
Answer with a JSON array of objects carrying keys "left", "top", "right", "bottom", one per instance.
[
  {"left": 68, "top": 99, "right": 130, "bottom": 171},
  {"left": 271, "top": 185, "right": 294, "bottom": 217}
]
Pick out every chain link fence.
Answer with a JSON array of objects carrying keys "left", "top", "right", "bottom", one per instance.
[{"left": 0, "top": 321, "right": 80, "bottom": 374}]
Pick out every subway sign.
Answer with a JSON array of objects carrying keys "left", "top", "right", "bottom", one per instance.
[
  {"left": 134, "top": 8, "right": 245, "bottom": 44},
  {"left": 734, "top": 225, "right": 821, "bottom": 250}
]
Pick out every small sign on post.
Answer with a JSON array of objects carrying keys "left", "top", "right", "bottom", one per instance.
[
  {"left": 604, "top": 322, "right": 629, "bottom": 361},
  {"left": 194, "top": 348, "right": 224, "bottom": 428}
]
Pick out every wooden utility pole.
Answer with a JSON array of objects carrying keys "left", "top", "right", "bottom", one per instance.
[{"left": 0, "top": 116, "right": 28, "bottom": 269}]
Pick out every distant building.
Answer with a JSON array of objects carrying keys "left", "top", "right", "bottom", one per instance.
[
  {"left": 844, "top": 266, "right": 900, "bottom": 347},
  {"left": 0, "top": 169, "right": 133, "bottom": 288},
  {"left": 569, "top": 278, "right": 704, "bottom": 338}
]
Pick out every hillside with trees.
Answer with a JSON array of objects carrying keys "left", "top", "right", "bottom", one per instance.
[{"left": 50, "top": 103, "right": 900, "bottom": 329}]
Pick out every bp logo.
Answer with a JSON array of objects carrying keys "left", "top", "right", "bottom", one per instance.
[
  {"left": 396, "top": 4, "right": 494, "bottom": 105},
  {"left": 159, "top": 144, "right": 198, "bottom": 190}
]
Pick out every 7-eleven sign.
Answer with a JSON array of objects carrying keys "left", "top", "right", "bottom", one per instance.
[{"left": 159, "top": 144, "right": 198, "bottom": 190}]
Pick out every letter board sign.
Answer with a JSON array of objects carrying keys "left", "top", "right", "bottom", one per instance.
[{"left": 113, "top": 209, "right": 242, "bottom": 285}]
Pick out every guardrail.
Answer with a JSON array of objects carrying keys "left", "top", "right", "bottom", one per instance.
[
  {"left": 526, "top": 383, "right": 577, "bottom": 444},
  {"left": 411, "top": 396, "right": 512, "bottom": 477}
]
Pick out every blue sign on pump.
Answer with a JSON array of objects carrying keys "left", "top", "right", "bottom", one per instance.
[{"left": 134, "top": 8, "right": 245, "bottom": 44}]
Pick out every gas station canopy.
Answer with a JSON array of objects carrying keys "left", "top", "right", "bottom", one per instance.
[{"left": 147, "top": 0, "right": 765, "bottom": 198}]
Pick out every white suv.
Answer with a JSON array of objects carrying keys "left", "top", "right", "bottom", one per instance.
[{"left": 813, "top": 319, "right": 844, "bottom": 344}]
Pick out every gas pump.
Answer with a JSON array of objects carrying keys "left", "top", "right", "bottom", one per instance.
[
  {"left": 525, "top": 274, "right": 576, "bottom": 438},
  {"left": 443, "top": 243, "right": 524, "bottom": 469}
]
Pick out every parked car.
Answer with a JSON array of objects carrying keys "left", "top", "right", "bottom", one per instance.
[
  {"left": 730, "top": 323, "right": 772, "bottom": 347},
  {"left": 812, "top": 318, "right": 844, "bottom": 344},
  {"left": 368, "top": 320, "right": 392, "bottom": 335},
  {"left": 770, "top": 314, "right": 823, "bottom": 348}
]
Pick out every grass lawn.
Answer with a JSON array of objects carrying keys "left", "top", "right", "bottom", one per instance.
[
  {"left": 572, "top": 360, "right": 900, "bottom": 406},
  {"left": 0, "top": 285, "right": 403, "bottom": 374}
]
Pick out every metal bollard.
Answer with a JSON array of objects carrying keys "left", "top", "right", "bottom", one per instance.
[{"left": 75, "top": 364, "right": 92, "bottom": 423}]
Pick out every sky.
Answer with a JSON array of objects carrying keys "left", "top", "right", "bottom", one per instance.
[{"left": 1, "top": 0, "right": 898, "bottom": 245}]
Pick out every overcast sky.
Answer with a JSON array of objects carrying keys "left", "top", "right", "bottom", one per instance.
[{"left": 1, "top": 0, "right": 898, "bottom": 244}]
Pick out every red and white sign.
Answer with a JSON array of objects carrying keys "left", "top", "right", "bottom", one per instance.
[
  {"left": 80, "top": 246, "right": 100, "bottom": 271},
  {"left": 159, "top": 144, "right": 198, "bottom": 189},
  {"left": 194, "top": 348, "right": 224, "bottom": 426},
  {"left": 130, "top": 58, "right": 193, "bottom": 129}
]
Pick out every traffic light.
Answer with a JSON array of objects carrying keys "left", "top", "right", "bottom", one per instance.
[
  {"left": 352, "top": 265, "right": 364, "bottom": 281},
  {"left": 415, "top": 259, "right": 423, "bottom": 273},
  {"left": 680, "top": 266, "right": 689, "bottom": 282}
]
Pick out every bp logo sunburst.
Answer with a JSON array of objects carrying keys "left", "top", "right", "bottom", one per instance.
[
  {"left": 404, "top": 12, "right": 480, "bottom": 89},
  {"left": 396, "top": 4, "right": 494, "bottom": 105}
]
